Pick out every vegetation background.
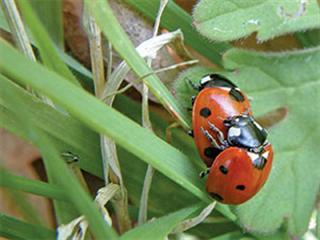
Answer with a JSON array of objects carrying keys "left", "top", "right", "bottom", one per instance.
[{"left": 0, "top": 0, "right": 319, "bottom": 239}]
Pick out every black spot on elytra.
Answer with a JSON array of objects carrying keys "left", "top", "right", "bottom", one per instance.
[
  {"left": 229, "top": 88, "right": 245, "bottom": 102},
  {"left": 236, "top": 185, "right": 246, "bottom": 191},
  {"left": 219, "top": 165, "right": 228, "bottom": 174},
  {"left": 209, "top": 192, "right": 223, "bottom": 201},
  {"left": 204, "top": 147, "right": 220, "bottom": 159},
  {"left": 200, "top": 107, "right": 211, "bottom": 117}
]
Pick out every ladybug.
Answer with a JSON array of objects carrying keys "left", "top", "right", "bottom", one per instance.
[
  {"left": 222, "top": 114, "right": 268, "bottom": 154},
  {"left": 190, "top": 74, "right": 252, "bottom": 167},
  {"left": 206, "top": 144, "right": 273, "bottom": 204}
]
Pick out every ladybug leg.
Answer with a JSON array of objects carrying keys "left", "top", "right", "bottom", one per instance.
[
  {"left": 191, "top": 96, "right": 196, "bottom": 105},
  {"left": 199, "top": 168, "right": 210, "bottom": 178},
  {"left": 207, "top": 121, "right": 229, "bottom": 148},
  {"left": 188, "top": 129, "right": 194, "bottom": 137},
  {"left": 200, "top": 127, "right": 224, "bottom": 150},
  {"left": 186, "top": 77, "right": 200, "bottom": 91}
]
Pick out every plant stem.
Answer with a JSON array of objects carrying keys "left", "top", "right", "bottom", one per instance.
[
  {"left": 138, "top": 0, "right": 168, "bottom": 225},
  {"left": 102, "top": 60, "right": 198, "bottom": 100},
  {"left": 1, "top": 0, "right": 36, "bottom": 61},
  {"left": 138, "top": 164, "right": 155, "bottom": 224},
  {"left": 84, "top": 3, "right": 132, "bottom": 233},
  {"left": 1, "top": 0, "right": 52, "bottom": 105},
  {"left": 86, "top": 13, "right": 105, "bottom": 97}
]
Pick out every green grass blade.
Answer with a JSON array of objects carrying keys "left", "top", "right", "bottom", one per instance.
[
  {"left": 0, "top": 213, "right": 56, "bottom": 240},
  {"left": 0, "top": 75, "right": 97, "bottom": 224},
  {"left": 28, "top": 0, "right": 64, "bottom": 49},
  {"left": 124, "top": 0, "right": 231, "bottom": 66},
  {"left": 29, "top": 129, "right": 118, "bottom": 239},
  {"left": 0, "top": 167, "right": 67, "bottom": 201},
  {"left": 86, "top": 0, "right": 190, "bottom": 129},
  {"left": 0, "top": 41, "right": 207, "bottom": 202},
  {"left": 0, "top": 79, "right": 102, "bottom": 178},
  {"left": 0, "top": 71, "right": 235, "bottom": 221},
  {"left": 121, "top": 204, "right": 203, "bottom": 240},
  {"left": 16, "top": 0, "right": 79, "bottom": 85}
]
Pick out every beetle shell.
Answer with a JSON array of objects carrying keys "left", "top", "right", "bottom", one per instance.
[{"left": 205, "top": 144, "right": 273, "bottom": 205}]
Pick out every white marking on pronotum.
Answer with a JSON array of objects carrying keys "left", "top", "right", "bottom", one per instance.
[
  {"left": 262, "top": 151, "right": 270, "bottom": 159},
  {"left": 247, "top": 152, "right": 259, "bottom": 162},
  {"left": 220, "top": 87, "right": 232, "bottom": 91},
  {"left": 200, "top": 75, "right": 212, "bottom": 85},
  {"left": 229, "top": 127, "right": 241, "bottom": 137},
  {"left": 254, "top": 121, "right": 264, "bottom": 131}
]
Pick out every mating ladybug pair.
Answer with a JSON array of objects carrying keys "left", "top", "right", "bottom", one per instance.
[{"left": 189, "top": 74, "right": 273, "bottom": 205}]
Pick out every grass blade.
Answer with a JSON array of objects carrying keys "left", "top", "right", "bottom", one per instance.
[
  {"left": 0, "top": 41, "right": 207, "bottom": 202},
  {"left": 28, "top": 0, "right": 64, "bottom": 49},
  {"left": 0, "top": 167, "right": 67, "bottom": 201},
  {"left": 86, "top": 0, "right": 190, "bottom": 129},
  {"left": 121, "top": 204, "right": 203, "bottom": 240},
  {"left": 0, "top": 214, "right": 56, "bottom": 240},
  {"left": 29, "top": 129, "right": 118, "bottom": 239},
  {"left": 16, "top": 0, "right": 79, "bottom": 85},
  {"left": 0, "top": 71, "right": 235, "bottom": 221}
]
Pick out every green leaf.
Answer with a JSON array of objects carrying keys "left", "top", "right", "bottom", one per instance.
[
  {"left": 0, "top": 167, "right": 67, "bottom": 201},
  {"left": 124, "top": 0, "right": 231, "bottom": 66},
  {"left": 173, "top": 65, "right": 213, "bottom": 119},
  {"left": 193, "top": 0, "right": 320, "bottom": 42},
  {"left": 295, "top": 29, "right": 320, "bottom": 48},
  {"left": 222, "top": 47, "right": 320, "bottom": 236},
  {"left": 16, "top": 0, "right": 79, "bottom": 85},
  {"left": 121, "top": 204, "right": 202, "bottom": 240},
  {"left": 28, "top": 0, "right": 64, "bottom": 49},
  {"left": 0, "top": 213, "right": 56, "bottom": 240},
  {"left": 86, "top": 0, "right": 190, "bottom": 129}
]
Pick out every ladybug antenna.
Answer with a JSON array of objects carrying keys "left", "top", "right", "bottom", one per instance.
[{"left": 185, "top": 76, "right": 199, "bottom": 90}]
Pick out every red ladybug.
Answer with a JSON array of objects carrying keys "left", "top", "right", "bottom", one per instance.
[
  {"left": 191, "top": 74, "right": 252, "bottom": 167},
  {"left": 206, "top": 144, "right": 273, "bottom": 204}
]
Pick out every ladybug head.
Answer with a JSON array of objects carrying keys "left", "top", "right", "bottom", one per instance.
[{"left": 224, "top": 115, "right": 251, "bottom": 127}]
